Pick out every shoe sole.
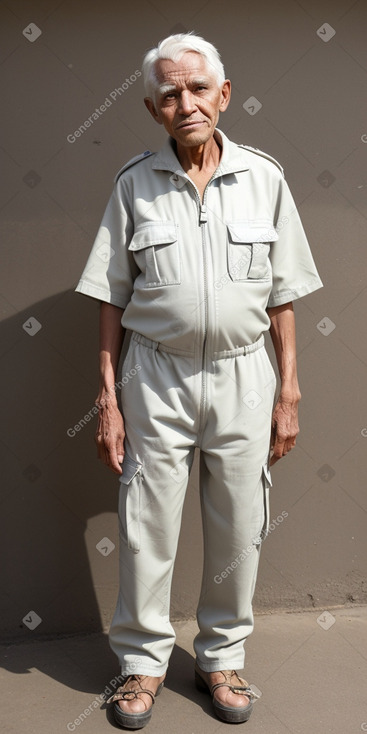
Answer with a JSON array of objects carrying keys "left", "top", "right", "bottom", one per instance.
[
  {"left": 195, "top": 670, "right": 253, "bottom": 724},
  {"left": 113, "top": 681, "right": 164, "bottom": 730}
]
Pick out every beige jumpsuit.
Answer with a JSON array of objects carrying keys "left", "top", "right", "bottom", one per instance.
[{"left": 76, "top": 129, "right": 322, "bottom": 675}]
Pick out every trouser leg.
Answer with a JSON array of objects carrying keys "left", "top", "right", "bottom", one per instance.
[
  {"left": 194, "top": 346, "right": 276, "bottom": 671},
  {"left": 108, "top": 339, "right": 196, "bottom": 676}
]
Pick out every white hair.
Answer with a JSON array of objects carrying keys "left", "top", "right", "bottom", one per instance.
[{"left": 142, "top": 32, "right": 226, "bottom": 100}]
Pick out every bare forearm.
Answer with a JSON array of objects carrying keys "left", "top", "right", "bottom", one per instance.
[
  {"left": 94, "top": 301, "right": 126, "bottom": 474},
  {"left": 267, "top": 302, "right": 301, "bottom": 401},
  {"left": 98, "top": 301, "right": 125, "bottom": 402},
  {"left": 267, "top": 302, "right": 301, "bottom": 464}
]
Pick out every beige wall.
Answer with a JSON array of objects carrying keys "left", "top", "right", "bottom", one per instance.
[{"left": 1, "top": 0, "right": 366, "bottom": 640}]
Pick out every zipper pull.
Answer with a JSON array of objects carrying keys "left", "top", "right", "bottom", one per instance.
[{"left": 199, "top": 203, "right": 207, "bottom": 224}]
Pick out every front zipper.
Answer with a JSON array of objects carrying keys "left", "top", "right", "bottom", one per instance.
[
  {"left": 175, "top": 168, "right": 220, "bottom": 432},
  {"left": 190, "top": 176, "right": 216, "bottom": 433}
]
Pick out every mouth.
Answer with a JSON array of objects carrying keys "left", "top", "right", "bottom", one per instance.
[{"left": 176, "top": 120, "right": 206, "bottom": 130}]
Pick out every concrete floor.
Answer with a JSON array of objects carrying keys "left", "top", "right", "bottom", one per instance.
[{"left": 1, "top": 606, "right": 366, "bottom": 734}]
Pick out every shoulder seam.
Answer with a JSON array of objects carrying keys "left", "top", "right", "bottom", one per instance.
[
  {"left": 237, "top": 144, "right": 284, "bottom": 177},
  {"left": 114, "top": 151, "right": 154, "bottom": 182}
]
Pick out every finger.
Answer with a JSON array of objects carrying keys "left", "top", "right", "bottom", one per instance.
[
  {"left": 284, "top": 437, "right": 297, "bottom": 454},
  {"left": 98, "top": 438, "right": 109, "bottom": 466},
  {"left": 116, "top": 435, "right": 125, "bottom": 466},
  {"left": 270, "top": 421, "right": 277, "bottom": 446},
  {"left": 95, "top": 431, "right": 116, "bottom": 469},
  {"left": 105, "top": 443, "right": 123, "bottom": 475},
  {"left": 271, "top": 433, "right": 286, "bottom": 462},
  {"left": 95, "top": 433, "right": 106, "bottom": 462},
  {"left": 270, "top": 452, "right": 281, "bottom": 466}
]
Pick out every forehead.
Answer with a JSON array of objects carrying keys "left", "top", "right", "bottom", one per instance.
[{"left": 154, "top": 51, "right": 215, "bottom": 84}]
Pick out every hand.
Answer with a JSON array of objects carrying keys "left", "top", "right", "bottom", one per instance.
[
  {"left": 95, "top": 398, "right": 125, "bottom": 475},
  {"left": 270, "top": 394, "right": 300, "bottom": 466}
]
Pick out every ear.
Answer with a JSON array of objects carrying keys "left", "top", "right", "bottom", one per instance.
[
  {"left": 144, "top": 97, "right": 162, "bottom": 125},
  {"left": 219, "top": 80, "right": 231, "bottom": 112}
]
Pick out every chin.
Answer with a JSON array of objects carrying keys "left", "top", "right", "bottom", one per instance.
[{"left": 176, "top": 128, "right": 213, "bottom": 147}]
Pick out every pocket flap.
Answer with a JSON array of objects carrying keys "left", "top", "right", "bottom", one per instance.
[
  {"left": 227, "top": 221, "right": 279, "bottom": 243},
  {"left": 129, "top": 222, "right": 177, "bottom": 251},
  {"left": 120, "top": 454, "right": 142, "bottom": 485}
]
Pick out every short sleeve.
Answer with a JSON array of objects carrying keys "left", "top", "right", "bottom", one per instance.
[
  {"left": 75, "top": 182, "right": 136, "bottom": 308},
  {"left": 267, "top": 176, "right": 323, "bottom": 308}
]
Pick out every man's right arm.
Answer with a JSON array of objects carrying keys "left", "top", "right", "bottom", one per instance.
[{"left": 95, "top": 301, "right": 126, "bottom": 475}]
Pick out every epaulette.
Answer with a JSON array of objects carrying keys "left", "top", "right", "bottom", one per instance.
[
  {"left": 238, "top": 144, "right": 284, "bottom": 177},
  {"left": 114, "top": 150, "right": 154, "bottom": 183}
]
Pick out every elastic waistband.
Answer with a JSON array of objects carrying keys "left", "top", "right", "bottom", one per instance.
[
  {"left": 213, "top": 334, "right": 264, "bottom": 358},
  {"left": 131, "top": 332, "right": 264, "bottom": 360}
]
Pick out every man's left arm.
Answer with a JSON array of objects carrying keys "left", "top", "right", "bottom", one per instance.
[{"left": 267, "top": 302, "right": 301, "bottom": 466}]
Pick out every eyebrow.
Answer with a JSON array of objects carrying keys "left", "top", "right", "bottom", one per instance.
[
  {"left": 158, "top": 78, "right": 211, "bottom": 95},
  {"left": 158, "top": 83, "right": 177, "bottom": 95}
]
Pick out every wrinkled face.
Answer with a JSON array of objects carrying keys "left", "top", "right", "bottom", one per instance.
[{"left": 144, "top": 51, "right": 231, "bottom": 148}]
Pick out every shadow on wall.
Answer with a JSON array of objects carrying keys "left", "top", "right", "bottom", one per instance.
[
  {"left": 0, "top": 285, "right": 204, "bottom": 654},
  {"left": 0, "top": 289, "right": 124, "bottom": 644},
  {"left": 0, "top": 288, "right": 204, "bottom": 703}
]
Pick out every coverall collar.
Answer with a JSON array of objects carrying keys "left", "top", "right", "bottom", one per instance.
[{"left": 152, "top": 128, "right": 250, "bottom": 178}]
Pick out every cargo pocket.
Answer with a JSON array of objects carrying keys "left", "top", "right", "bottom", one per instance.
[
  {"left": 128, "top": 221, "right": 180, "bottom": 287},
  {"left": 119, "top": 454, "right": 143, "bottom": 553},
  {"left": 260, "top": 463, "right": 272, "bottom": 541},
  {"left": 226, "top": 221, "right": 278, "bottom": 281}
]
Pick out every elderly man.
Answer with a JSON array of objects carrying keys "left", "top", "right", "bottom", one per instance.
[{"left": 76, "top": 33, "right": 322, "bottom": 729}]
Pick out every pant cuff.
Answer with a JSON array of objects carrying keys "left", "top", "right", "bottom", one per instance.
[
  {"left": 120, "top": 662, "right": 169, "bottom": 677},
  {"left": 195, "top": 657, "right": 246, "bottom": 673}
]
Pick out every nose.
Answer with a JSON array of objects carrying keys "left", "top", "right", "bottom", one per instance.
[{"left": 178, "top": 90, "right": 197, "bottom": 115}]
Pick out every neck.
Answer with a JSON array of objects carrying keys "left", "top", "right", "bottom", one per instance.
[{"left": 174, "top": 134, "right": 222, "bottom": 173}]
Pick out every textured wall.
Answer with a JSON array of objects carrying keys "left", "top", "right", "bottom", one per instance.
[{"left": 1, "top": 0, "right": 366, "bottom": 641}]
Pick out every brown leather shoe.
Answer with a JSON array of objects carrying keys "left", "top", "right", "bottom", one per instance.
[
  {"left": 106, "top": 674, "right": 164, "bottom": 729},
  {"left": 194, "top": 663, "right": 259, "bottom": 723}
]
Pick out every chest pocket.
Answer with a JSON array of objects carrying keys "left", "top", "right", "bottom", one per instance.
[
  {"left": 128, "top": 221, "right": 180, "bottom": 287},
  {"left": 226, "top": 221, "right": 278, "bottom": 281}
]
